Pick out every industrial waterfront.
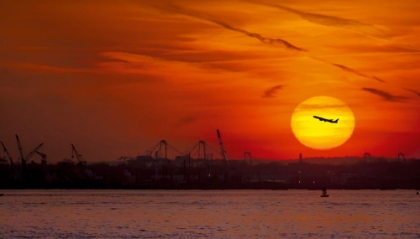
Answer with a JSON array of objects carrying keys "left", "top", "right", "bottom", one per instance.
[{"left": 1, "top": 130, "right": 419, "bottom": 190}]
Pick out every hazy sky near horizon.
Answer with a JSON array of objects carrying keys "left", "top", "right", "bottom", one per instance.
[{"left": 1, "top": 0, "right": 419, "bottom": 162}]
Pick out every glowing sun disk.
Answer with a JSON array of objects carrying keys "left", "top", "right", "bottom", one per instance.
[{"left": 291, "top": 96, "right": 355, "bottom": 150}]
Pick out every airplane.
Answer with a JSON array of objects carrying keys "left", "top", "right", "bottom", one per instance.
[{"left": 313, "top": 116, "right": 339, "bottom": 123}]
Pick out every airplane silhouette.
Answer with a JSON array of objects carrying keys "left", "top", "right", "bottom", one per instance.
[{"left": 313, "top": 116, "right": 339, "bottom": 123}]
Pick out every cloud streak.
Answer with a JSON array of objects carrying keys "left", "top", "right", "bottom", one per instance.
[
  {"left": 261, "top": 3, "right": 389, "bottom": 39},
  {"left": 174, "top": 116, "right": 197, "bottom": 127},
  {"left": 162, "top": 4, "right": 305, "bottom": 52},
  {"left": 311, "top": 57, "right": 386, "bottom": 83},
  {"left": 159, "top": 4, "right": 391, "bottom": 88},
  {"left": 263, "top": 85, "right": 283, "bottom": 98},
  {"left": 404, "top": 88, "right": 420, "bottom": 97},
  {"left": 331, "top": 63, "right": 386, "bottom": 83},
  {"left": 211, "top": 20, "right": 305, "bottom": 51},
  {"left": 362, "top": 87, "right": 408, "bottom": 102}
]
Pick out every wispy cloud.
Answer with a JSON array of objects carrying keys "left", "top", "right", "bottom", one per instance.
[
  {"left": 404, "top": 88, "right": 420, "bottom": 97},
  {"left": 211, "top": 20, "right": 305, "bottom": 51},
  {"left": 362, "top": 87, "right": 408, "bottom": 102},
  {"left": 161, "top": 4, "right": 305, "bottom": 52},
  {"left": 331, "top": 63, "right": 386, "bottom": 83},
  {"left": 159, "top": 4, "right": 390, "bottom": 87},
  {"left": 311, "top": 57, "right": 386, "bottom": 83},
  {"left": 261, "top": 3, "right": 389, "bottom": 39},
  {"left": 174, "top": 116, "right": 197, "bottom": 127},
  {"left": 263, "top": 85, "right": 283, "bottom": 98}
]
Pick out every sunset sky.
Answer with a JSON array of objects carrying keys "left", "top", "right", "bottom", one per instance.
[{"left": 1, "top": 0, "right": 419, "bottom": 162}]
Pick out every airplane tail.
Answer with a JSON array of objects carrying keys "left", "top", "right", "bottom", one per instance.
[{"left": 334, "top": 119, "right": 339, "bottom": 123}]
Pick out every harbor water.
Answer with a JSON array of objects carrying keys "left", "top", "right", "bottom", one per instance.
[{"left": 1, "top": 190, "right": 419, "bottom": 238}]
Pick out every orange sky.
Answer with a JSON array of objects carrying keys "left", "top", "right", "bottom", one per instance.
[{"left": 1, "top": 0, "right": 419, "bottom": 162}]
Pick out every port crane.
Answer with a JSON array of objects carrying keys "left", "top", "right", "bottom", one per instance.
[
  {"left": 35, "top": 151, "right": 47, "bottom": 165},
  {"left": 1, "top": 141, "right": 14, "bottom": 169},
  {"left": 16, "top": 134, "right": 44, "bottom": 172},
  {"left": 398, "top": 153, "right": 405, "bottom": 161},
  {"left": 146, "top": 140, "right": 181, "bottom": 159},
  {"left": 244, "top": 152, "right": 252, "bottom": 165},
  {"left": 71, "top": 144, "right": 86, "bottom": 166},
  {"left": 185, "top": 140, "right": 221, "bottom": 160},
  {"left": 216, "top": 129, "right": 228, "bottom": 166}
]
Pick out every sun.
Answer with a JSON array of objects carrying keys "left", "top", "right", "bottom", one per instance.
[{"left": 291, "top": 96, "right": 355, "bottom": 150}]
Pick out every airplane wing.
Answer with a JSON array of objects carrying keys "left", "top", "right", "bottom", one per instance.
[
  {"left": 314, "top": 116, "right": 338, "bottom": 123},
  {"left": 313, "top": 116, "right": 327, "bottom": 121}
]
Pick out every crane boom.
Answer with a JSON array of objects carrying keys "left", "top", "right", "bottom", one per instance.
[
  {"left": 1, "top": 141, "right": 14, "bottom": 167},
  {"left": 71, "top": 144, "right": 86, "bottom": 165},
  {"left": 25, "top": 143, "right": 44, "bottom": 162},
  {"left": 16, "top": 135, "right": 44, "bottom": 172},
  {"left": 216, "top": 129, "right": 227, "bottom": 162},
  {"left": 35, "top": 151, "right": 47, "bottom": 164},
  {"left": 35, "top": 150, "right": 47, "bottom": 158},
  {"left": 16, "top": 134, "right": 25, "bottom": 166}
]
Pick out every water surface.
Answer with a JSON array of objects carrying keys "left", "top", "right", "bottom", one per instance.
[{"left": 1, "top": 190, "right": 419, "bottom": 238}]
